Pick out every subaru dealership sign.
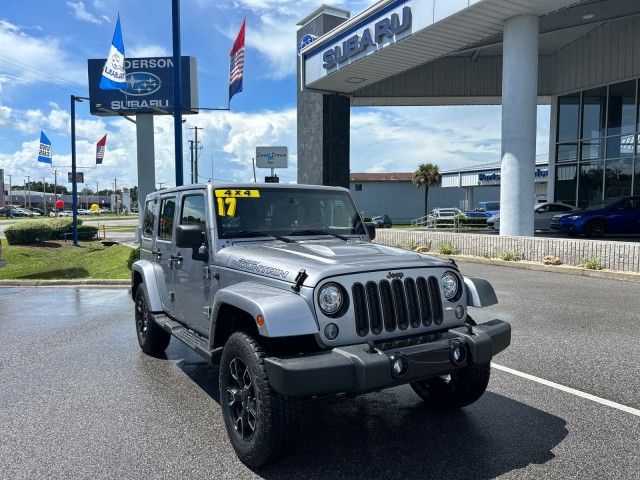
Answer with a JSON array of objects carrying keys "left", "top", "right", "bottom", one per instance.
[
  {"left": 87, "top": 56, "right": 199, "bottom": 116},
  {"left": 256, "top": 146, "right": 288, "bottom": 168}
]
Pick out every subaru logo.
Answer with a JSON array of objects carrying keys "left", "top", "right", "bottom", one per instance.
[
  {"left": 298, "top": 34, "right": 316, "bottom": 54},
  {"left": 119, "top": 72, "right": 162, "bottom": 96},
  {"left": 386, "top": 272, "right": 404, "bottom": 280}
]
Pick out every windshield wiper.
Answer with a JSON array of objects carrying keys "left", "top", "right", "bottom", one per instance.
[
  {"left": 287, "top": 229, "right": 350, "bottom": 241},
  {"left": 228, "top": 231, "right": 293, "bottom": 242}
]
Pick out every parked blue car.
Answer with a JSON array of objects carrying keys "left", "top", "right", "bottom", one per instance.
[
  {"left": 550, "top": 196, "right": 640, "bottom": 237},
  {"left": 464, "top": 201, "right": 500, "bottom": 218}
]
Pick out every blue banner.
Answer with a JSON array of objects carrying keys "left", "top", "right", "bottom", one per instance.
[
  {"left": 100, "top": 14, "right": 126, "bottom": 90},
  {"left": 37, "top": 131, "right": 52, "bottom": 164}
]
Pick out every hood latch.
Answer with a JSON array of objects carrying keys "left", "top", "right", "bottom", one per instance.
[{"left": 291, "top": 269, "right": 308, "bottom": 293}]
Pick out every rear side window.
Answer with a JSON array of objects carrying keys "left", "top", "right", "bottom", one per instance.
[
  {"left": 158, "top": 197, "right": 176, "bottom": 240},
  {"left": 142, "top": 199, "right": 157, "bottom": 237},
  {"left": 181, "top": 194, "right": 206, "bottom": 228}
]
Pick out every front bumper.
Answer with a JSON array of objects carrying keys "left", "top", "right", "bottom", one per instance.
[{"left": 264, "top": 319, "right": 511, "bottom": 396}]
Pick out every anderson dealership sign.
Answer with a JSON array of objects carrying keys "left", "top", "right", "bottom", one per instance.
[
  {"left": 87, "top": 56, "right": 199, "bottom": 116},
  {"left": 304, "top": 1, "right": 437, "bottom": 85}
]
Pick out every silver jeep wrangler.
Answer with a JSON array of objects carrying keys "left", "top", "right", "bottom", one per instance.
[{"left": 131, "top": 183, "right": 510, "bottom": 467}]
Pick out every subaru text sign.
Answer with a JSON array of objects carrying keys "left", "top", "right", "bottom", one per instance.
[
  {"left": 87, "top": 56, "right": 199, "bottom": 116},
  {"left": 256, "top": 146, "right": 288, "bottom": 169}
]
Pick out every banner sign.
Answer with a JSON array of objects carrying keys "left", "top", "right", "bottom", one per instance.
[
  {"left": 37, "top": 131, "right": 52, "bottom": 164},
  {"left": 68, "top": 172, "right": 84, "bottom": 184},
  {"left": 96, "top": 134, "right": 107, "bottom": 164},
  {"left": 88, "top": 56, "right": 199, "bottom": 116},
  {"left": 256, "top": 146, "right": 288, "bottom": 168},
  {"left": 100, "top": 14, "right": 127, "bottom": 90}
]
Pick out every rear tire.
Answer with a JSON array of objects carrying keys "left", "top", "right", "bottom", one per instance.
[
  {"left": 134, "top": 287, "right": 170, "bottom": 355},
  {"left": 410, "top": 363, "right": 490, "bottom": 409},
  {"left": 584, "top": 219, "right": 606, "bottom": 238},
  {"left": 220, "top": 332, "right": 301, "bottom": 468}
]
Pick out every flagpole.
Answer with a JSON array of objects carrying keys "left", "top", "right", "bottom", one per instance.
[{"left": 171, "top": 0, "right": 184, "bottom": 187}]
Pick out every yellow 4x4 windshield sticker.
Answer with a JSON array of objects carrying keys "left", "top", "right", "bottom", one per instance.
[
  {"left": 215, "top": 189, "right": 260, "bottom": 198},
  {"left": 214, "top": 189, "right": 260, "bottom": 217}
]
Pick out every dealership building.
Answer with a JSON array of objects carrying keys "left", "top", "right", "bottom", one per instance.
[{"left": 297, "top": 0, "right": 640, "bottom": 235}]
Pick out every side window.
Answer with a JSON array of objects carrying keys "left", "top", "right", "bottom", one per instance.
[
  {"left": 142, "top": 199, "right": 157, "bottom": 237},
  {"left": 537, "top": 205, "right": 549, "bottom": 213},
  {"left": 181, "top": 195, "right": 206, "bottom": 229},
  {"left": 158, "top": 197, "right": 176, "bottom": 240},
  {"left": 556, "top": 205, "right": 572, "bottom": 212}
]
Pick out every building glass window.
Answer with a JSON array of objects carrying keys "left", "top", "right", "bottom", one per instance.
[
  {"left": 555, "top": 164, "right": 577, "bottom": 205},
  {"left": 606, "top": 135, "right": 635, "bottom": 159},
  {"left": 604, "top": 158, "right": 633, "bottom": 199},
  {"left": 557, "top": 94, "right": 580, "bottom": 142},
  {"left": 581, "top": 86, "right": 607, "bottom": 140},
  {"left": 607, "top": 80, "right": 636, "bottom": 136},
  {"left": 578, "top": 161, "right": 604, "bottom": 207},
  {"left": 556, "top": 143, "right": 578, "bottom": 163},
  {"left": 635, "top": 157, "right": 640, "bottom": 195},
  {"left": 580, "top": 138, "right": 605, "bottom": 161}
]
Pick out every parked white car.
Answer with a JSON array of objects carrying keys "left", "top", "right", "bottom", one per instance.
[
  {"left": 488, "top": 202, "right": 577, "bottom": 231},
  {"left": 57, "top": 210, "right": 73, "bottom": 217}
]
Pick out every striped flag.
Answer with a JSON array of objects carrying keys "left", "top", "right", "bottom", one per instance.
[
  {"left": 229, "top": 18, "right": 245, "bottom": 102},
  {"left": 96, "top": 134, "right": 107, "bottom": 165}
]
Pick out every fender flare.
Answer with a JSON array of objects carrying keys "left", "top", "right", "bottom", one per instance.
[
  {"left": 464, "top": 277, "right": 498, "bottom": 307},
  {"left": 131, "top": 259, "right": 164, "bottom": 312},
  {"left": 210, "top": 282, "right": 319, "bottom": 346}
]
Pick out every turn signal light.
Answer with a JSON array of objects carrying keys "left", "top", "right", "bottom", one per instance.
[{"left": 256, "top": 315, "right": 265, "bottom": 327}]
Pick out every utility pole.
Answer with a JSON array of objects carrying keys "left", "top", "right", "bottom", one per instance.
[
  {"left": 189, "top": 139, "right": 195, "bottom": 184},
  {"left": 114, "top": 177, "right": 117, "bottom": 214},
  {"left": 189, "top": 126, "right": 202, "bottom": 183},
  {"left": 7, "top": 175, "right": 11, "bottom": 206},
  {"left": 53, "top": 170, "right": 58, "bottom": 213}
]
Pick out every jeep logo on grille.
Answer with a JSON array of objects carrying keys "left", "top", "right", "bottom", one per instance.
[{"left": 386, "top": 272, "right": 404, "bottom": 280}]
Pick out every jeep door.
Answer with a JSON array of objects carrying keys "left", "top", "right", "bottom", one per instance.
[
  {"left": 155, "top": 194, "right": 178, "bottom": 315},
  {"left": 170, "top": 191, "right": 212, "bottom": 334}
]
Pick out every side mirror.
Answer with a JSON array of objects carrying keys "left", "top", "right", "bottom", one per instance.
[
  {"left": 365, "top": 222, "right": 376, "bottom": 240},
  {"left": 176, "top": 224, "right": 204, "bottom": 249}
]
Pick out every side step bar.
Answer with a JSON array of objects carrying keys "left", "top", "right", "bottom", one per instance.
[{"left": 152, "top": 314, "right": 221, "bottom": 362}]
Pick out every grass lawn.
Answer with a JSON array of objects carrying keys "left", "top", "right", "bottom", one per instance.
[{"left": 0, "top": 240, "right": 132, "bottom": 279}]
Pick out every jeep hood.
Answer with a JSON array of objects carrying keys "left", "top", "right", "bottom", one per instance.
[{"left": 217, "top": 240, "right": 451, "bottom": 287}]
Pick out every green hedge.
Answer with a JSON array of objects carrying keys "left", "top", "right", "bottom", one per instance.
[
  {"left": 5, "top": 218, "right": 86, "bottom": 245},
  {"left": 76, "top": 224, "right": 98, "bottom": 240}
]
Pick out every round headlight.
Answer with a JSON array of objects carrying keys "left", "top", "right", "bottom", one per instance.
[
  {"left": 318, "top": 283, "right": 343, "bottom": 316},
  {"left": 441, "top": 272, "right": 460, "bottom": 301}
]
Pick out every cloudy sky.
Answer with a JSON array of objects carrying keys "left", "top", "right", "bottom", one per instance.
[{"left": 0, "top": 0, "right": 550, "bottom": 189}]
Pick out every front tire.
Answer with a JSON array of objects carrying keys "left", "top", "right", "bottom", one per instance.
[
  {"left": 410, "top": 363, "right": 490, "bottom": 409},
  {"left": 584, "top": 219, "right": 606, "bottom": 238},
  {"left": 134, "top": 287, "right": 170, "bottom": 355},
  {"left": 219, "top": 332, "right": 300, "bottom": 468}
]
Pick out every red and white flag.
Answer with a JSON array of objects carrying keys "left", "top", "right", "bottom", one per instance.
[
  {"left": 229, "top": 18, "right": 245, "bottom": 102},
  {"left": 96, "top": 134, "right": 107, "bottom": 165}
]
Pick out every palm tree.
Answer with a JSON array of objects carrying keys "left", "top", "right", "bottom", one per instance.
[{"left": 412, "top": 163, "right": 441, "bottom": 216}]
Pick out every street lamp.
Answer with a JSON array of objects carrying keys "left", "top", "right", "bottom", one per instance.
[{"left": 71, "top": 95, "right": 90, "bottom": 246}]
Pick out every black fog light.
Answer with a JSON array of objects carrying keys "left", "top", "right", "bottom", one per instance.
[
  {"left": 455, "top": 305, "right": 465, "bottom": 319},
  {"left": 324, "top": 323, "right": 339, "bottom": 340},
  {"left": 390, "top": 354, "right": 408, "bottom": 376},
  {"left": 449, "top": 340, "right": 466, "bottom": 365}
]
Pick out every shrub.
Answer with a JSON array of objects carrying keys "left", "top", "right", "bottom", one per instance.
[
  {"left": 581, "top": 256, "right": 603, "bottom": 270},
  {"left": 437, "top": 241, "right": 458, "bottom": 255},
  {"left": 407, "top": 241, "right": 419, "bottom": 251},
  {"left": 5, "top": 221, "right": 54, "bottom": 244},
  {"left": 127, "top": 247, "right": 140, "bottom": 270},
  {"left": 498, "top": 250, "right": 521, "bottom": 261}
]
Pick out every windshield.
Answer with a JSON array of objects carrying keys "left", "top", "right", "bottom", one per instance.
[{"left": 214, "top": 187, "right": 367, "bottom": 239}]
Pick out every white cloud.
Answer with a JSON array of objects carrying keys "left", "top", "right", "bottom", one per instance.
[
  {"left": 0, "top": 20, "right": 85, "bottom": 90},
  {"left": 66, "top": 1, "right": 103, "bottom": 25},
  {"left": 127, "top": 44, "right": 171, "bottom": 58}
]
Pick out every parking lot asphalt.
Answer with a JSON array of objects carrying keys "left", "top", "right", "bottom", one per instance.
[{"left": 0, "top": 264, "right": 639, "bottom": 479}]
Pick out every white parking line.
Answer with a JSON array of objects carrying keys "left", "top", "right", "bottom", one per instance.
[{"left": 492, "top": 363, "right": 640, "bottom": 418}]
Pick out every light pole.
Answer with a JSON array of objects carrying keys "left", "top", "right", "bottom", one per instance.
[
  {"left": 172, "top": 0, "right": 184, "bottom": 187},
  {"left": 43, "top": 177, "right": 47, "bottom": 216},
  {"left": 71, "top": 94, "right": 90, "bottom": 246}
]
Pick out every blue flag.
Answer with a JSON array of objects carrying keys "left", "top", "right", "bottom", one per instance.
[
  {"left": 100, "top": 14, "right": 126, "bottom": 90},
  {"left": 37, "top": 131, "right": 52, "bottom": 164}
]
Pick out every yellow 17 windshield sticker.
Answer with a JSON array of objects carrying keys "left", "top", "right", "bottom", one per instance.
[{"left": 214, "top": 189, "right": 260, "bottom": 217}]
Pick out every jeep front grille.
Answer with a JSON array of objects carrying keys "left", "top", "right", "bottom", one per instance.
[{"left": 352, "top": 276, "right": 443, "bottom": 337}]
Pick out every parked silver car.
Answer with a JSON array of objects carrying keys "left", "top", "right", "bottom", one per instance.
[
  {"left": 488, "top": 202, "right": 576, "bottom": 231},
  {"left": 131, "top": 183, "right": 511, "bottom": 467}
]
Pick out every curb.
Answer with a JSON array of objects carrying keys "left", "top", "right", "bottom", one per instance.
[
  {"left": 428, "top": 253, "right": 640, "bottom": 283},
  {"left": 0, "top": 279, "right": 130, "bottom": 288}
]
